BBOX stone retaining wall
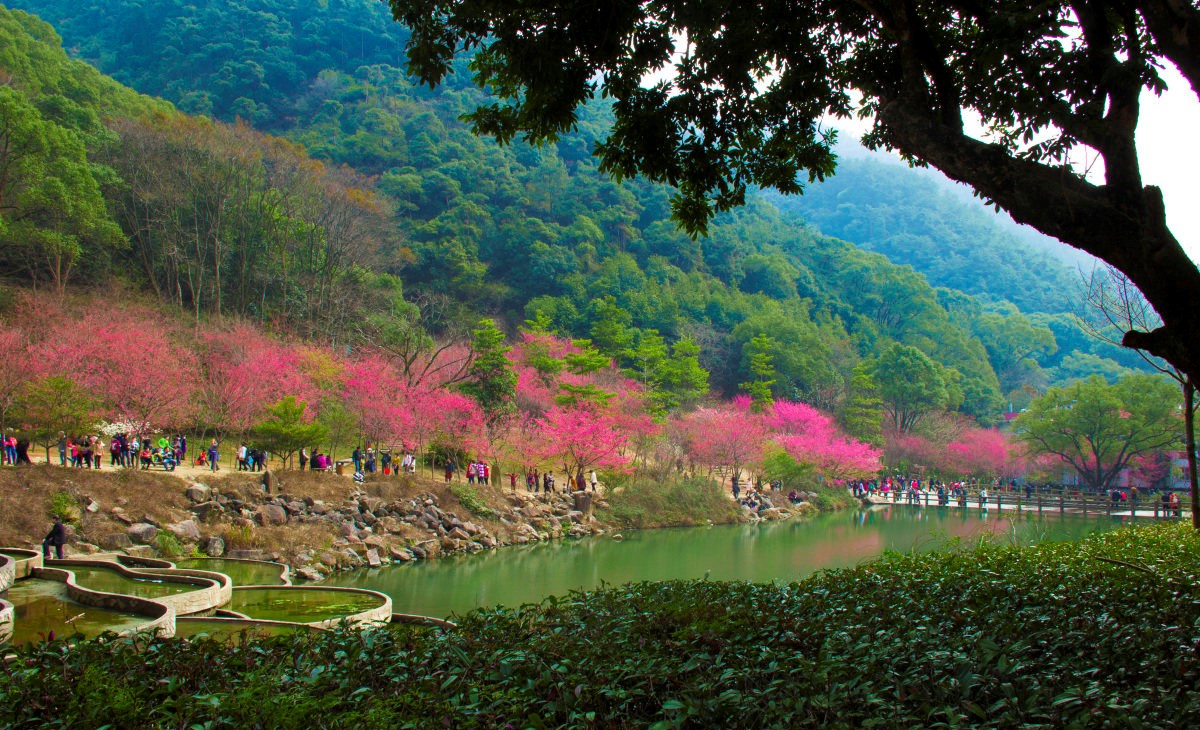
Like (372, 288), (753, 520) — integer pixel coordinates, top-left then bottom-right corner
(0, 599), (12, 643)
(0, 554), (13, 593)
(32, 566), (174, 638)
(43, 560), (227, 616)
(1, 549), (42, 579)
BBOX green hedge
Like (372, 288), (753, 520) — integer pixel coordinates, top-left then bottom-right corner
(3, 522), (1199, 728)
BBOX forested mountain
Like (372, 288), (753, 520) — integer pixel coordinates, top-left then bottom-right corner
(762, 154), (1081, 315)
(0, 0), (1150, 428)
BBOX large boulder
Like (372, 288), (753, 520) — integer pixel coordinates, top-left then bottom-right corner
(190, 501), (223, 522)
(127, 523), (159, 544)
(256, 504), (287, 526)
(167, 519), (202, 542)
(184, 484), (212, 503)
(99, 533), (133, 550)
(200, 535), (225, 557)
(295, 566), (324, 582)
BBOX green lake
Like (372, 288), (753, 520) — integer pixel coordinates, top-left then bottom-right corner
(325, 505), (1138, 618)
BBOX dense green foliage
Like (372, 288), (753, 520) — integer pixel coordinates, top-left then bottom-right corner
(764, 157), (1079, 315)
(1017, 374), (1182, 490)
(3, 522), (1199, 727)
(0, 0), (1149, 421)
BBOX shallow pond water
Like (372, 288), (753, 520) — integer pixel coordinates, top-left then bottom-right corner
(173, 558), (288, 586)
(227, 588), (386, 623)
(174, 618), (318, 640)
(66, 564), (206, 599)
(325, 505), (1138, 618)
(2, 579), (149, 645)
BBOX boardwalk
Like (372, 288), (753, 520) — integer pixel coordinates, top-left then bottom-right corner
(867, 489), (1191, 521)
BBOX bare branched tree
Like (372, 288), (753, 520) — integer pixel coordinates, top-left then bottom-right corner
(1078, 266), (1197, 528)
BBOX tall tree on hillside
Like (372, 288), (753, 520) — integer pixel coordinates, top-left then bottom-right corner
(739, 334), (776, 413)
(389, 0), (1200, 408)
(0, 87), (123, 293)
(866, 343), (954, 433)
(1016, 374), (1180, 491)
(460, 318), (517, 428)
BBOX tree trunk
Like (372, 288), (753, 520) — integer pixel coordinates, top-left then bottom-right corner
(1186, 380), (1198, 530)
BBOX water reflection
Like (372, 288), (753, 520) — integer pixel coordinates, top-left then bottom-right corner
(325, 507), (1130, 618)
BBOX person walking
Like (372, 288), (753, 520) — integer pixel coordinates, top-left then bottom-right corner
(43, 516), (67, 560)
(208, 440), (220, 472)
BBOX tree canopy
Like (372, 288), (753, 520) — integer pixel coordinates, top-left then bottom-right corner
(1016, 374), (1181, 490)
(387, 0), (1200, 386)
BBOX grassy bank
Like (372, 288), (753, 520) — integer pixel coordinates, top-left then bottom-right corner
(4, 521), (1198, 727)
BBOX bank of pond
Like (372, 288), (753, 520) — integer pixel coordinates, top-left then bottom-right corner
(2, 506), (1137, 644)
(2, 517), (1198, 728)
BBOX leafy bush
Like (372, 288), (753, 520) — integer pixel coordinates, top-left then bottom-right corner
(47, 490), (80, 523)
(154, 530), (183, 558)
(449, 484), (495, 518)
(605, 474), (741, 528)
(4, 522), (1200, 728)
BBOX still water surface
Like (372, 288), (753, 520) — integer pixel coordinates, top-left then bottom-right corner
(326, 505), (1137, 618)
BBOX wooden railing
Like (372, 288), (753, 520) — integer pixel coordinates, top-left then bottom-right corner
(877, 488), (1190, 518)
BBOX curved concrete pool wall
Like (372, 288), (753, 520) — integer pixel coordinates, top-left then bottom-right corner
(31, 566), (174, 638)
(171, 557), (292, 586)
(0, 598), (12, 643)
(116, 555), (175, 570)
(0, 553), (13, 593)
(1, 549), (42, 580)
(175, 616), (327, 639)
(130, 568), (233, 612)
(43, 560), (227, 616)
(228, 586), (393, 628)
(391, 613), (457, 630)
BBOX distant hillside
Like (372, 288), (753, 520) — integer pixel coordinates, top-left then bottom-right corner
(0, 0), (1150, 422)
(764, 152), (1080, 315)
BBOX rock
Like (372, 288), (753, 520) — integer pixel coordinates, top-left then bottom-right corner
(319, 551), (340, 568)
(342, 548), (364, 566)
(362, 535), (388, 551)
(256, 504), (288, 526)
(200, 536), (225, 557)
(567, 510), (585, 523)
(190, 501), (223, 522)
(296, 566), (325, 582)
(461, 521), (482, 536)
(84, 498), (100, 514)
(366, 548), (382, 567)
(184, 484), (212, 503)
(448, 526), (471, 541)
(123, 545), (155, 558)
(227, 549), (266, 560)
(99, 533), (133, 550)
(572, 491), (594, 517)
(338, 521), (358, 540)
(127, 523), (159, 544)
(478, 535), (498, 549)
(167, 519), (202, 542)
(72, 542), (101, 555)
(389, 546), (415, 561)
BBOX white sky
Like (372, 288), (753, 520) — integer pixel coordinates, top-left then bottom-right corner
(1138, 66), (1200, 263)
(830, 65), (1200, 264)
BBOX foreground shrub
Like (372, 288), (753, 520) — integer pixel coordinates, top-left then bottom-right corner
(2, 522), (1200, 727)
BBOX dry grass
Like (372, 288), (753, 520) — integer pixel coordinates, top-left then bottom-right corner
(0, 464), (192, 547)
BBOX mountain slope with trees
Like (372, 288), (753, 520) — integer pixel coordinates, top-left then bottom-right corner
(0, 0), (1146, 425)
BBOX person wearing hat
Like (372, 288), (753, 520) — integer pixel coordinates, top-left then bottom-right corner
(43, 515), (67, 559)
